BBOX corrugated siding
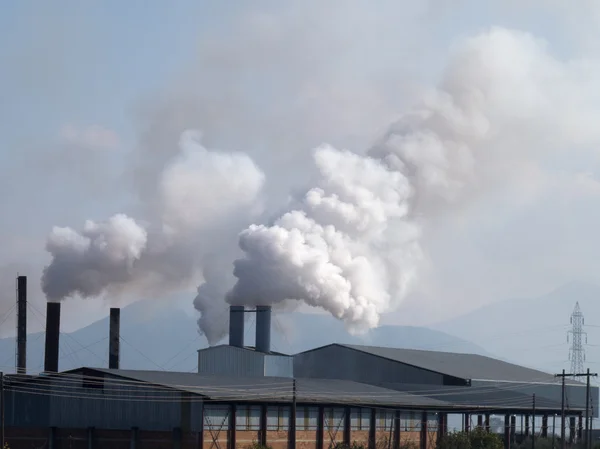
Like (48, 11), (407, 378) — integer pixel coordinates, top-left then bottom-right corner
(48, 375), (185, 430)
(204, 404), (231, 428)
(5, 387), (50, 427)
(6, 373), (205, 430)
(198, 346), (265, 377)
(294, 345), (446, 385)
(189, 400), (204, 432)
(264, 355), (293, 377)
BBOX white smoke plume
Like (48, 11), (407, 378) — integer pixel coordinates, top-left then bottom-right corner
(40, 19), (600, 343)
(42, 130), (265, 343)
(227, 145), (422, 332)
(226, 26), (593, 333)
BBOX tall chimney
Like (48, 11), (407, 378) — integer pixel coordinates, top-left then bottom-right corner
(229, 306), (245, 348)
(16, 275), (27, 375)
(44, 302), (61, 373)
(109, 308), (120, 369)
(255, 305), (271, 353)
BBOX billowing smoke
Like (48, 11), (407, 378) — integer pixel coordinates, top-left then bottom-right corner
(42, 214), (147, 302)
(41, 23), (600, 343)
(225, 27), (558, 333)
(42, 130), (265, 343)
(193, 256), (235, 344)
(227, 145), (423, 332)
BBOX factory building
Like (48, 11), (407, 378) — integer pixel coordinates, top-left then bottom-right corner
(2, 279), (597, 449)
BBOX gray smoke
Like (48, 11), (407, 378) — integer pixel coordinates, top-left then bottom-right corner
(193, 256), (235, 345)
(42, 214), (147, 302)
(42, 130), (265, 343)
(226, 26), (593, 334)
(40, 21), (600, 343)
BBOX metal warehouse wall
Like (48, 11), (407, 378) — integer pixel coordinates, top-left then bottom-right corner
(198, 346), (293, 377)
(264, 354), (293, 377)
(294, 345), (446, 385)
(198, 346), (265, 376)
(5, 386), (50, 427)
(6, 374), (203, 431)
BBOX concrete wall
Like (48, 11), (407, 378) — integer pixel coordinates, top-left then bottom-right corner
(294, 345), (446, 385)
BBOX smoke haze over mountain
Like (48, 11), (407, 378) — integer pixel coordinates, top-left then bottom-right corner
(4, 1), (600, 341)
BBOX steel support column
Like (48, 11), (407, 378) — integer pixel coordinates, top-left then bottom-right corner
(393, 411), (401, 449)
(504, 415), (511, 449)
(420, 412), (427, 449)
(541, 414), (548, 438)
(343, 407), (351, 446)
(369, 408), (376, 449)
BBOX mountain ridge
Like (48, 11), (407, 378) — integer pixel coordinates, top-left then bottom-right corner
(0, 299), (491, 374)
(431, 280), (600, 374)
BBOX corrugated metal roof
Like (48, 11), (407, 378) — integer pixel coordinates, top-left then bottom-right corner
(68, 368), (449, 408)
(379, 383), (563, 410)
(57, 367), (579, 412)
(336, 344), (566, 384)
(198, 344), (290, 357)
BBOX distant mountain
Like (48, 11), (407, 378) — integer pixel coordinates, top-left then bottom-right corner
(268, 311), (491, 356)
(431, 281), (600, 374)
(0, 300), (490, 374)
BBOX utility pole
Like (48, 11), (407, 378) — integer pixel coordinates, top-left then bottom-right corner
(552, 415), (556, 449)
(588, 404), (594, 449)
(556, 370), (566, 449)
(555, 370), (598, 449)
(532, 394), (536, 449)
(1, 371), (5, 449)
(586, 368), (591, 449)
(290, 378), (297, 449)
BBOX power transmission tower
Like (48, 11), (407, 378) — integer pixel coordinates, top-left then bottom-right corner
(567, 302), (587, 375)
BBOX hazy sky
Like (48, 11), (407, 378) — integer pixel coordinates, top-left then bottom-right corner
(3, 0), (600, 335)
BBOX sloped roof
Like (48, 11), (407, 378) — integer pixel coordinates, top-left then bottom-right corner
(198, 344), (291, 357)
(380, 382), (563, 410)
(65, 367), (448, 408)
(336, 344), (562, 384)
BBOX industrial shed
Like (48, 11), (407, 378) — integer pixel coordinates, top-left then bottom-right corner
(197, 345), (294, 378)
(4, 367), (447, 449)
(3, 293), (597, 449)
(293, 344), (596, 414)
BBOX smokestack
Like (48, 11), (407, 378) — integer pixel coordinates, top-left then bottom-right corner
(255, 305), (271, 353)
(16, 275), (27, 375)
(109, 308), (120, 369)
(44, 302), (61, 373)
(229, 306), (245, 348)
